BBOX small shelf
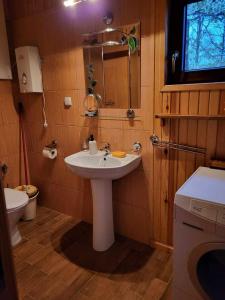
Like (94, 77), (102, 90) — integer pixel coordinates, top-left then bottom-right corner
(81, 114), (142, 121)
(155, 114), (225, 120)
(81, 28), (118, 37)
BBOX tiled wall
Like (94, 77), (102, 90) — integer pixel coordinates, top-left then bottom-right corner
(0, 81), (21, 187)
(8, 0), (155, 245)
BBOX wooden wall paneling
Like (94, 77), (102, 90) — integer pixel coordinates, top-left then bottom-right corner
(176, 92), (189, 189)
(219, 90), (225, 115)
(153, 0), (166, 242)
(216, 91), (225, 159)
(185, 91), (199, 179)
(152, 93), (163, 242)
(155, 0), (225, 245)
(167, 151), (174, 246)
(167, 92), (180, 245)
(142, 0), (155, 242)
(160, 92), (170, 243)
(206, 91), (220, 164)
(162, 93), (170, 115)
(169, 91), (180, 195)
(162, 82), (225, 92)
(216, 119), (225, 160)
(196, 91), (210, 168)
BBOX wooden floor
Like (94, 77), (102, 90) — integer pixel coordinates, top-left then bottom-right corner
(13, 206), (172, 300)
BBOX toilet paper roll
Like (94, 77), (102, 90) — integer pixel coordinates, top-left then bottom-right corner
(42, 148), (57, 160)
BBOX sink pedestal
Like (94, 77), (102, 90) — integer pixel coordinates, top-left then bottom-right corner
(65, 151), (141, 252)
(91, 179), (115, 251)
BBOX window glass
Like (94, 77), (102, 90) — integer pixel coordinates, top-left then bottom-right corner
(184, 0), (225, 72)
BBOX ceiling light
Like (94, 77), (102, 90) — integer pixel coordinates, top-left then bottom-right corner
(63, 0), (95, 7)
(105, 28), (114, 33)
(64, 0), (81, 7)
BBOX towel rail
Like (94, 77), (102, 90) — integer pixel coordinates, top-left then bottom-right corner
(150, 134), (206, 155)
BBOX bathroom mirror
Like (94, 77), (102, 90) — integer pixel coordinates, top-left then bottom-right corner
(82, 23), (141, 109)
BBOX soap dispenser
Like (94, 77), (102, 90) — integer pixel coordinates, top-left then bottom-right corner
(88, 134), (98, 155)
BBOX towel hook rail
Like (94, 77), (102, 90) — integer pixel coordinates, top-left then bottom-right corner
(150, 134), (206, 155)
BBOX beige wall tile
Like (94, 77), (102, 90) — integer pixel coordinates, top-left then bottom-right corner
(141, 37), (154, 88)
(3, 124), (20, 156)
(2, 154), (21, 188)
(142, 87), (154, 131)
(25, 122), (47, 154)
(97, 128), (124, 151)
(0, 95), (18, 125)
(22, 94), (43, 124)
(115, 202), (150, 244)
(41, 183), (83, 220)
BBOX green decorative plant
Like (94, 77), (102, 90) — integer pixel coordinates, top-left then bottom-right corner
(87, 64), (97, 94)
(120, 26), (139, 54)
(86, 64), (102, 103)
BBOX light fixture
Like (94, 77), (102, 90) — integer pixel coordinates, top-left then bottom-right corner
(63, 0), (95, 7)
(105, 28), (114, 33)
(103, 12), (113, 25)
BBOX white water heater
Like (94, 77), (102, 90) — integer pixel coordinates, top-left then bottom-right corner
(15, 46), (43, 93)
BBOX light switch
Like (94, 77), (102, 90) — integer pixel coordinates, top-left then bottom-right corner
(64, 96), (73, 107)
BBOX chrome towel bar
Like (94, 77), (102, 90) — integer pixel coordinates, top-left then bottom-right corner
(150, 134), (206, 155)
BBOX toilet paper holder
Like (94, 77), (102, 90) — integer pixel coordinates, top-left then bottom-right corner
(45, 140), (58, 150)
(43, 140), (58, 159)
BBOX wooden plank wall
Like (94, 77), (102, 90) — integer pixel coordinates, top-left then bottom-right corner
(154, 0), (225, 245)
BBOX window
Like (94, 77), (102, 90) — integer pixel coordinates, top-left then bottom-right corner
(167, 0), (225, 84)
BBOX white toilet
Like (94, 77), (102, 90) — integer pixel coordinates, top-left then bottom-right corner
(5, 188), (29, 246)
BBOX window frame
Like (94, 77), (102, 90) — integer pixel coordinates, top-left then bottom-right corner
(167, 0), (225, 85)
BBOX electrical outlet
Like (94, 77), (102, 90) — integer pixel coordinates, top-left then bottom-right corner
(64, 97), (73, 108)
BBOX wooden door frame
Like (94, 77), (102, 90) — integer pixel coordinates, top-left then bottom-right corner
(0, 168), (18, 300)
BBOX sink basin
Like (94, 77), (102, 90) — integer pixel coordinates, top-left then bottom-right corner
(65, 151), (141, 252)
(65, 151), (141, 180)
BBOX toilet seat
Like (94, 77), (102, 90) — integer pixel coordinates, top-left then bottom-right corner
(4, 188), (29, 212)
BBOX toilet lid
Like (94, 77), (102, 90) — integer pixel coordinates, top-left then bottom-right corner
(4, 188), (29, 211)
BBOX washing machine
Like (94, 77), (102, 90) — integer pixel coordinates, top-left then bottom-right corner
(173, 167), (225, 300)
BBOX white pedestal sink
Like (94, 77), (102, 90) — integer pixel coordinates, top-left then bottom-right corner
(65, 151), (141, 251)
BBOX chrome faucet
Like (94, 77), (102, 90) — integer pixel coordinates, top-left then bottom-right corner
(100, 143), (111, 152)
(104, 152), (110, 160)
(101, 143), (111, 159)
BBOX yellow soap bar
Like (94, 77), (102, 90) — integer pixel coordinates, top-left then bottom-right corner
(112, 151), (126, 158)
